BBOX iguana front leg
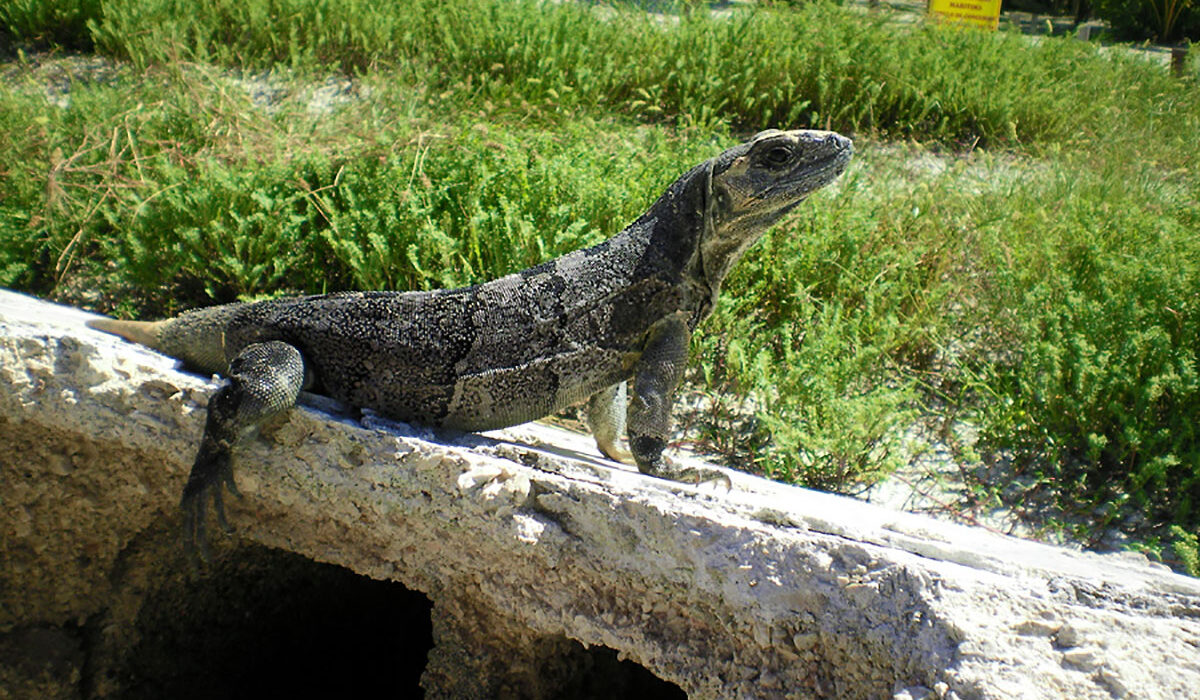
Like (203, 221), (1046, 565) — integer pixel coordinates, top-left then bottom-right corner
(628, 316), (729, 487)
(627, 315), (688, 474)
(182, 340), (307, 560)
(627, 316), (728, 487)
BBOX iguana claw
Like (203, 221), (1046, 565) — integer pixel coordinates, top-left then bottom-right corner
(656, 457), (734, 491)
(180, 440), (241, 563)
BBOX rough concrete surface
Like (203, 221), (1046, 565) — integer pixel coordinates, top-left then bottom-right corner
(3, 288), (1199, 699)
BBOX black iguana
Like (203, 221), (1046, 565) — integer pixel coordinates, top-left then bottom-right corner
(88, 129), (853, 556)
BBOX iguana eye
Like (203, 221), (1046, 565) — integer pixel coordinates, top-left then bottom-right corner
(763, 146), (792, 166)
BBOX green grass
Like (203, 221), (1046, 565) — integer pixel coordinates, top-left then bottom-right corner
(3, 0), (1200, 574)
(6, 0), (1198, 146)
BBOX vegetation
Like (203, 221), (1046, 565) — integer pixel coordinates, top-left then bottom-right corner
(0, 0), (100, 51)
(1092, 0), (1199, 43)
(2, 0), (1198, 574)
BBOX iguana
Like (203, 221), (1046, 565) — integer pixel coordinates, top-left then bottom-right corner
(88, 129), (853, 556)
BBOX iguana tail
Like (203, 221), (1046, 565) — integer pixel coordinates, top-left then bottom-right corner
(87, 304), (243, 376)
(86, 317), (165, 348)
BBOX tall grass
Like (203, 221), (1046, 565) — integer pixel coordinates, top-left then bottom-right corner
(3, 0), (1194, 150)
(0, 0), (100, 50)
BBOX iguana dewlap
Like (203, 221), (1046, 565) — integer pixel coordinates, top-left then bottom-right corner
(89, 129), (853, 556)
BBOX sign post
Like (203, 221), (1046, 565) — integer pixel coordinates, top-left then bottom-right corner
(927, 0), (1003, 30)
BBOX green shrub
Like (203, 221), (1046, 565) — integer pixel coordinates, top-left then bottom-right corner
(101, 160), (328, 303)
(0, 90), (50, 288)
(81, 0), (1138, 146)
(968, 159), (1200, 531)
(1173, 526), (1200, 576)
(1092, 0), (1200, 42)
(0, 63), (724, 309)
(0, 0), (101, 50)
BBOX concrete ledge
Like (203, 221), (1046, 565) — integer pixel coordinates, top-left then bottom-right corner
(3, 288), (1199, 699)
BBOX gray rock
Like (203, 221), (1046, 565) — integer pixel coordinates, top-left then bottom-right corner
(3, 288), (1199, 699)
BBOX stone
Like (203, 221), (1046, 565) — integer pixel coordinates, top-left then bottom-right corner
(3, 288), (1200, 699)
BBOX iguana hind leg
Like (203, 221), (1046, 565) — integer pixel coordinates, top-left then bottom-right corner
(182, 340), (307, 560)
(89, 303), (244, 376)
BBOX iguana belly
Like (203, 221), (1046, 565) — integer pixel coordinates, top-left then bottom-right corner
(318, 346), (636, 431)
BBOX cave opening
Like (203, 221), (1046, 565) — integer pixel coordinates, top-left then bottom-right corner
(115, 545), (433, 698)
(109, 545), (686, 698)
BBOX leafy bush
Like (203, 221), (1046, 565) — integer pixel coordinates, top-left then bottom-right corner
(0, 64), (721, 309)
(44, 0), (1139, 146)
(1092, 0), (1200, 42)
(0, 0), (101, 51)
(1173, 526), (1200, 576)
(5, 0), (1190, 147)
(966, 159), (1200, 532)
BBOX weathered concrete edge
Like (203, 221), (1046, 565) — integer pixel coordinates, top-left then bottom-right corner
(4, 289), (1200, 699)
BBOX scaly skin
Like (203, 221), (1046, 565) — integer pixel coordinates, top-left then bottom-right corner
(88, 129), (853, 557)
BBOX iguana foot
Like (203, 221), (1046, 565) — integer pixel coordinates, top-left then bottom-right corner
(598, 443), (634, 465)
(587, 382), (634, 465)
(631, 434), (732, 490)
(180, 439), (241, 563)
(652, 456), (733, 491)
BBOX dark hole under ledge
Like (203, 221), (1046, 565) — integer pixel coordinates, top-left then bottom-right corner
(104, 544), (685, 699)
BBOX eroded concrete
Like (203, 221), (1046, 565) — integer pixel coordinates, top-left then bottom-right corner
(3, 288), (1200, 699)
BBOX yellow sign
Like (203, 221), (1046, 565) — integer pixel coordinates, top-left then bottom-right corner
(927, 0), (1002, 30)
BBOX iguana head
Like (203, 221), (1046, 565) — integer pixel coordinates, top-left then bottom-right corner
(698, 129), (853, 296)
